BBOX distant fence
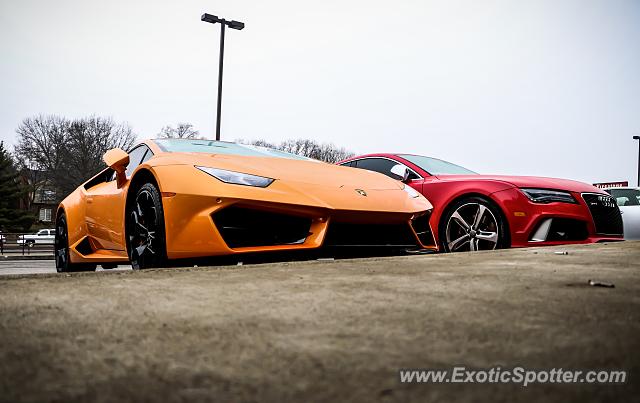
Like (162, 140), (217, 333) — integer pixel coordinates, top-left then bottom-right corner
(0, 233), (55, 256)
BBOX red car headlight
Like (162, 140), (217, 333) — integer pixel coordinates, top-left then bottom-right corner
(520, 188), (577, 204)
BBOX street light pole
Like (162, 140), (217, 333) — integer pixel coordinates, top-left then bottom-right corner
(216, 22), (225, 142)
(634, 135), (640, 187)
(201, 13), (245, 141)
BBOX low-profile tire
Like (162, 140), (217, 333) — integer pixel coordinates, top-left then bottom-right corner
(55, 211), (96, 273)
(439, 196), (509, 253)
(126, 182), (167, 269)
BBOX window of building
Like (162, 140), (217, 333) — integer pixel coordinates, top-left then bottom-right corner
(39, 208), (52, 222)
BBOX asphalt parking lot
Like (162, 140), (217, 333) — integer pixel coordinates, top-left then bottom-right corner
(0, 242), (638, 402)
(0, 259), (132, 276)
(0, 258), (57, 275)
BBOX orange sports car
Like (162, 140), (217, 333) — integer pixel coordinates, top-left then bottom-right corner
(55, 139), (435, 272)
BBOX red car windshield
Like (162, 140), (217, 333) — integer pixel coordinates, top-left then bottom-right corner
(399, 154), (477, 175)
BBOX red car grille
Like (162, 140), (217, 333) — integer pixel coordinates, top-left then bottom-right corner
(581, 193), (623, 236)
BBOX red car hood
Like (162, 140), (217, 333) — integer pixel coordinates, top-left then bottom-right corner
(435, 175), (603, 194)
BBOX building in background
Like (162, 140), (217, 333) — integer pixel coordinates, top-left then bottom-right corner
(19, 171), (59, 226)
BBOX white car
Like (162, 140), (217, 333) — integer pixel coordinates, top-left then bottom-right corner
(17, 229), (56, 246)
(604, 187), (640, 240)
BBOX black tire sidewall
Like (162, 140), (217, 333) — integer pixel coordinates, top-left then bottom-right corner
(439, 196), (508, 252)
(54, 212), (69, 273)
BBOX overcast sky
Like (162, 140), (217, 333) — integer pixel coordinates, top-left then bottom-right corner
(1, 0), (639, 184)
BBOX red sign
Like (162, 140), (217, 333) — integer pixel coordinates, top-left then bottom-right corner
(593, 181), (628, 189)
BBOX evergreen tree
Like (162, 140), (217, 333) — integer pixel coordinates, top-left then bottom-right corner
(0, 142), (34, 231)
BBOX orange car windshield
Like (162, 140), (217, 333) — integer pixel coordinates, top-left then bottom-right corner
(153, 139), (316, 161)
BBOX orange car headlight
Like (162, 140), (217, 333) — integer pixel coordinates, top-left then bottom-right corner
(195, 166), (275, 188)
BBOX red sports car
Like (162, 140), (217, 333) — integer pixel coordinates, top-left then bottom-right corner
(338, 154), (624, 252)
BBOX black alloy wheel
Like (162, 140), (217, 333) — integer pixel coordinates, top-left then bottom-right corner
(126, 183), (167, 269)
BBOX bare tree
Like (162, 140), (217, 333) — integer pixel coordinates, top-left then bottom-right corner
(238, 138), (355, 163)
(14, 115), (137, 199)
(314, 143), (355, 163)
(236, 139), (279, 149)
(62, 116), (137, 195)
(158, 123), (202, 139)
(15, 116), (69, 207)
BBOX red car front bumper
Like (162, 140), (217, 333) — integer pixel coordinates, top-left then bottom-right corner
(490, 188), (624, 247)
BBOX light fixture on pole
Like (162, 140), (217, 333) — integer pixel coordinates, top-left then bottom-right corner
(201, 13), (245, 141)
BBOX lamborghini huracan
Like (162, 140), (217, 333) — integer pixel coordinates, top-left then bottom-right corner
(339, 153), (624, 252)
(55, 140), (434, 272)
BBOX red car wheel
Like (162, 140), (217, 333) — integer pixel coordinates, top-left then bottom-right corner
(440, 196), (508, 252)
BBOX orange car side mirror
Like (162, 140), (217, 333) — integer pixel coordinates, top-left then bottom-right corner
(103, 148), (130, 187)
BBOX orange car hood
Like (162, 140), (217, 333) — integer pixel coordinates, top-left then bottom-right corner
(150, 153), (404, 191)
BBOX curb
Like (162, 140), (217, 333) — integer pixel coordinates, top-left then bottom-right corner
(1, 255), (54, 261)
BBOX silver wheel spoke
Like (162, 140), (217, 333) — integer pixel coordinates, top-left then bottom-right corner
(469, 238), (479, 251)
(473, 205), (487, 229)
(448, 234), (470, 251)
(476, 231), (498, 244)
(131, 211), (148, 233)
(135, 245), (147, 256)
(450, 211), (471, 231)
